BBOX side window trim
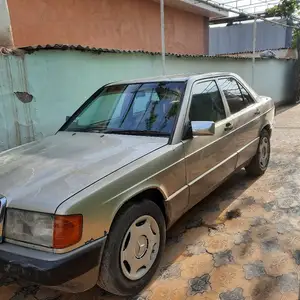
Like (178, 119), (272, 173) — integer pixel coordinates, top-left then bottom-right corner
(236, 81), (249, 104)
(236, 81), (256, 105)
(235, 78), (258, 103)
(227, 76), (257, 103)
(216, 76), (255, 116)
(188, 78), (230, 123)
(214, 77), (231, 118)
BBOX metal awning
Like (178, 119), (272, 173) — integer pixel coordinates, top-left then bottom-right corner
(210, 0), (281, 19)
(214, 0), (280, 14)
(151, 0), (229, 18)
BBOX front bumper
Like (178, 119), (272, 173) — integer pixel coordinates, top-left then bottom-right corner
(0, 236), (106, 290)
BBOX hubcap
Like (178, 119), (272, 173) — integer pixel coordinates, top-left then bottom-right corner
(259, 136), (270, 169)
(120, 215), (160, 281)
(135, 235), (148, 258)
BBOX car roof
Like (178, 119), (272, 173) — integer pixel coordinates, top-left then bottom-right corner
(107, 72), (238, 85)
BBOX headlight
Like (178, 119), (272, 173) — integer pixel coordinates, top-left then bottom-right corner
(5, 209), (54, 247)
(5, 209), (83, 249)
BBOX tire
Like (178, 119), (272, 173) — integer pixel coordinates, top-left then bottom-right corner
(98, 199), (166, 297)
(245, 129), (271, 177)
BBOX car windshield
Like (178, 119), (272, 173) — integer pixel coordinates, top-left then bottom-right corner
(63, 81), (186, 136)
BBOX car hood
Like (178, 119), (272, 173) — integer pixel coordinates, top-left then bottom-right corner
(0, 132), (168, 213)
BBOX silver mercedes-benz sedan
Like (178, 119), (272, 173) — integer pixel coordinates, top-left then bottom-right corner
(0, 72), (274, 296)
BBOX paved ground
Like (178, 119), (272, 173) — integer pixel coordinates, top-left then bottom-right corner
(2, 104), (300, 300)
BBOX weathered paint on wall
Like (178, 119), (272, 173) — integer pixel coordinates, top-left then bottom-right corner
(8, 0), (208, 55)
(0, 0), (13, 47)
(0, 50), (294, 151)
(0, 54), (35, 152)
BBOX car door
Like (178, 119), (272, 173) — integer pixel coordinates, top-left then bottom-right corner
(183, 79), (238, 209)
(217, 77), (262, 168)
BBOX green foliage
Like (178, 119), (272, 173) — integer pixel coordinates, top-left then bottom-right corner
(265, 0), (300, 48)
(292, 28), (300, 48)
(266, 0), (299, 18)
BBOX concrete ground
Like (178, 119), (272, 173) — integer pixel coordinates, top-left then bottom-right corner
(1, 104), (300, 300)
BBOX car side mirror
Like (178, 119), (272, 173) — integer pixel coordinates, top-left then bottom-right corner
(191, 121), (215, 136)
(66, 116), (70, 122)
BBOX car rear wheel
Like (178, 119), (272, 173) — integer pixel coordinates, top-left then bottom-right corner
(98, 199), (166, 296)
(245, 129), (270, 177)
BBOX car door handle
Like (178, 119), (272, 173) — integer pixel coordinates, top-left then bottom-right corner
(224, 122), (233, 131)
(254, 109), (260, 115)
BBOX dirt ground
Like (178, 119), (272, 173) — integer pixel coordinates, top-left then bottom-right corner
(1, 104), (300, 300)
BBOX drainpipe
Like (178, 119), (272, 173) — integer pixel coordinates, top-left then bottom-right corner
(160, 0), (166, 75)
(0, 0), (14, 47)
(252, 18), (257, 88)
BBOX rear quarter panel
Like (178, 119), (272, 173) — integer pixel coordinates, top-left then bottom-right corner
(236, 73), (275, 133)
(257, 96), (275, 133)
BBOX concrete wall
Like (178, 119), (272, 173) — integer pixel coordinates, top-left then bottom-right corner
(7, 0), (208, 55)
(0, 50), (294, 151)
(0, 54), (35, 151)
(0, 0), (13, 47)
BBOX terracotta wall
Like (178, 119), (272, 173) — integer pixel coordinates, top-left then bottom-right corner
(7, 0), (208, 55)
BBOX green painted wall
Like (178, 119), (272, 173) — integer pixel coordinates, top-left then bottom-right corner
(0, 50), (295, 151)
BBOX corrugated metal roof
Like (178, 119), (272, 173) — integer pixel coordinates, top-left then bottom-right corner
(209, 21), (292, 56)
(20, 44), (293, 60)
(218, 47), (292, 56)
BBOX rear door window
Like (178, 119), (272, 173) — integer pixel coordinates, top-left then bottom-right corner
(238, 83), (255, 106)
(218, 78), (251, 114)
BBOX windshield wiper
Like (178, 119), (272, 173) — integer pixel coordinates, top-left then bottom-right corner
(70, 126), (105, 133)
(70, 127), (169, 137)
(104, 129), (169, 137)
(75, 121), (109, 133)
(82, 127), (104, 133)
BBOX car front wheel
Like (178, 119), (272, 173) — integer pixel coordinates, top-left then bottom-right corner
(98, 199), (166, 296)
(245, 129), (271, 176)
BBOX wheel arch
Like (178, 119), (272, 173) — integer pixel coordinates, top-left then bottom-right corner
(111, 188), (169, 230)
(261, 123), (272, 137)
(98, 187), (168, 296)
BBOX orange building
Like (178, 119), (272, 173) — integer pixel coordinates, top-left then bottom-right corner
(1, 0), (227, 55)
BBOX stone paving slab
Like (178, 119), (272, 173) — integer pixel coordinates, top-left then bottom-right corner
(1, 104), (300, 300)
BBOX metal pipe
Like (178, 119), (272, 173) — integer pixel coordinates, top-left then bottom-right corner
(160, 0), (166, 75)
(252, 17), (257, 87)
(218, 0), (241, 5)
(239, 1), (278, 9)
